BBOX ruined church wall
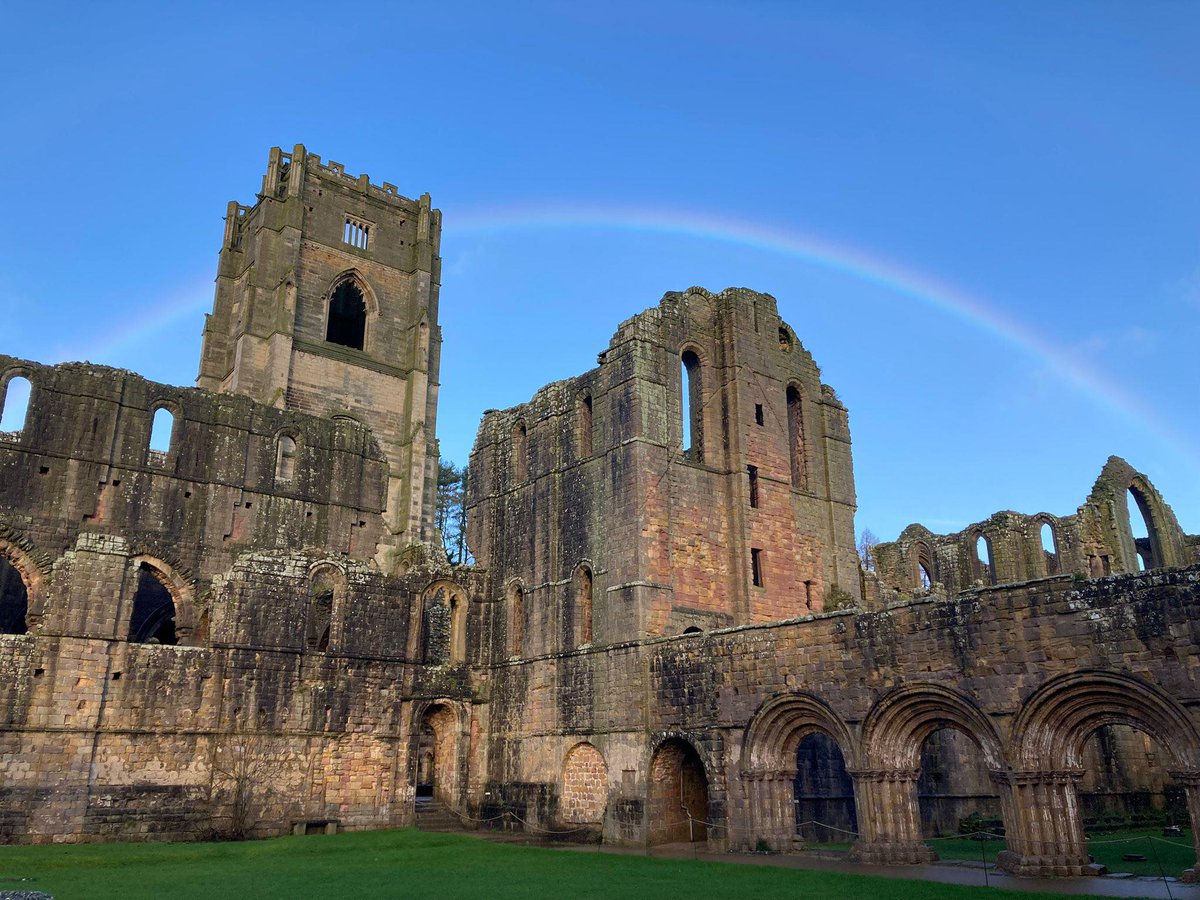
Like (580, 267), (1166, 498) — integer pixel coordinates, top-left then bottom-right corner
(477, 565), (1200, 847)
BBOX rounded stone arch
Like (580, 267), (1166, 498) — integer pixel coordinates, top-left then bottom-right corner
(860, 683), (1006, 771)
(1011, 669), (1200, 771)
(0, 533), (49, 632)
(420, 578), (468, 665)
(912, 540), (935, 590)
(129, 553), (198, 643)
(1126, 473), (1173, 569)
(560, 741), (609, 824)
(273, 427), (302, 483)
(741, 691), (859, 772)
(648, 734), (713, 845)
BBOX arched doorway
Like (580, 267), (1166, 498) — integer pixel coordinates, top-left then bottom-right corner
(648, 738), (709, 845)
(0, 554), (29, 635)
(414, 703), (460, 814)
(1007, 671), (1200, 877)
(794, 732), (857, 843)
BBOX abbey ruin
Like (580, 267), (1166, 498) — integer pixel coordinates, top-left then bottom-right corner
(1, 146), (1198, 880)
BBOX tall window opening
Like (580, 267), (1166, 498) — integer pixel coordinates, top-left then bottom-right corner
(511, 421), (528, 483)
(129, 563), (177, 644)
(148, 406), (175, 465)
(276, 434), (298, 483)
(786, 385), (805, 489)
(0, 376), (31, 436)
(0, 555), (29, 635)
(508, 583), (525, 656)
(754, 403), (764, 426)
(680, 350), (703, 461)
(1040, 521), (1059, 575)
(1127, 487), (1156, 570)
(747, 465), (759, 508)
(575, 565), (593, 647)
(307, 570), (335, 651)
(326, 281), (367, 350)
(975, 534), (995, 584)
(751, 548), (764, 587)
(578, 395), (593, 458)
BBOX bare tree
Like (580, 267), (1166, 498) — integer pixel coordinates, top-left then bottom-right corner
(857, 528), (880, 572)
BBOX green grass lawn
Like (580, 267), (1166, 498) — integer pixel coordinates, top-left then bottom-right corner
(0, 828), (1084, 900)
(806, 828), (1195, 879)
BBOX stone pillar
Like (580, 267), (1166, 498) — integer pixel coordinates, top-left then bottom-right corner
(1169, 771), (1200, 883)
(993, 770), (1095, 877)
(848, 768), (936, 864)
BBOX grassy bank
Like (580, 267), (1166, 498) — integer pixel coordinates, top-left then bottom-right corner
(0, 828), (1083, 899)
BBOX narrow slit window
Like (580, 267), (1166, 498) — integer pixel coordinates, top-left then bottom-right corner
(747, 465), (759, 508)
(786, 385), (805, 489)
(681, 350), (703, 461)
(512, 421), (528, 482)
(578, 395), (593, 458)
(0, 376), (31, 435)
(754, 403), (764, 426)
(751, 548), (764, 587)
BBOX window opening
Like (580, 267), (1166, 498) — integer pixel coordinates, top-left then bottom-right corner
(754, 403), (764, 426)
(0, 376), (31, 435)
(576, 565), (593, 647)
(1040, 522), (1059, 575)
(343, 216), (370, 249)
(976, 535), (995, 584)
(307, 570), (336, 652)
(148, 406), (174, 463)
(680, 350), (703, 461)
(748, 465), (759, 508)
(1127, 488), (1155, 570)
(919, 562), (932, 590)
(509, 584), (525, 656)
(326, 281), (367, 350)
(512, 421), (528, 482)
(751, 548), (764, 587)
(579, 395), (593, 458)
(129, 564), (176, 644)
(276, 434), (297, 483)
(786, 385), (805, 489)
(0, 556), (29, 635)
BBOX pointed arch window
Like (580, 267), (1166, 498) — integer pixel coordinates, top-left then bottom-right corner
(0, 554), (29, 635)
(578, 394), (594, 459)
(129, 563), (177, 644)
(975, 534), (995, 585)
(1040, 520), (1060, 575)
(326, 280), (367, 350)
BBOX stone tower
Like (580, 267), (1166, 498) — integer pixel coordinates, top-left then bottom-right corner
(197, 145), (441, 559)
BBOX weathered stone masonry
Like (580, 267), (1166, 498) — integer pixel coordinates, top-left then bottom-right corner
(2, 147), (1199, 881)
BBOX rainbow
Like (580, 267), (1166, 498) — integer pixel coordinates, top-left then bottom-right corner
(70, 204), (1196, 470)
(452, 203), (1197, 470)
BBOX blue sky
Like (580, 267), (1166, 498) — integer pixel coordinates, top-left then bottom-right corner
(1, 1), (1196, 540)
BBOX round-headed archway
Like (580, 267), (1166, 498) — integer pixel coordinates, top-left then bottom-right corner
(415, 703), (460, 809)
(648, 738), (709, 845)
